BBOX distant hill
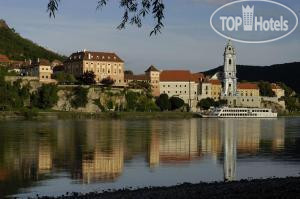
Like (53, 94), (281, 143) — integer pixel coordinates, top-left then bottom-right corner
(0, 19), (65, 62)
(202, 62), (300, 94)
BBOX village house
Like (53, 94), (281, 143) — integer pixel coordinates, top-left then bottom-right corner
(21, 59), (55, 83)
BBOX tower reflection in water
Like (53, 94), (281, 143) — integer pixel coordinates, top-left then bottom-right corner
(223, 119), (237, 181)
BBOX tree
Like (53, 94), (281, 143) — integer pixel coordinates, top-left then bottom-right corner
(124, 70), (134, 75)
(197, 98), (215, 110)
(128, 80), (152, 95)
(31, 84), (59, 109)
(214, 99), (227, 107)
(71, 86), (89, 108)
(258, 81), (276, 97)
(47, 0), (165, 35)
(169, 97), (184, 110)
(125, 91), (139, 111)
(80, 71), (96, 85)
(101, 77), (115, 86)
(155, 94), (170, 111)
(136, 95), (159, 112)
(53, 72), (77, 84)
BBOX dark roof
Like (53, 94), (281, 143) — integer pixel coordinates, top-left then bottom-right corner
(145, 65), (159, 72)
(66, 51), (124, 63)
(160, 70), (194, 82)
(124, 74), (150, 81)
(33, 59), (51, 66)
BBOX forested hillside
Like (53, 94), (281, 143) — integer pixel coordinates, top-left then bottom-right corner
(0, 19), (65, 62)
(203, 62), (300, 93)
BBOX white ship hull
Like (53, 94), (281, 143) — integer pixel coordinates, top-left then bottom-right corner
(199, 107), (277, 118)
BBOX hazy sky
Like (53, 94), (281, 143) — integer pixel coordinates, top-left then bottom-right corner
(1, 0), (299, 73)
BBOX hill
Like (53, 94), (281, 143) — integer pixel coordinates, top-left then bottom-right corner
(0, 19), (65, 62)
(202, 62), (300, 94)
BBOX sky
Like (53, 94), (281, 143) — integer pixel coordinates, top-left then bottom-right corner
(0, 0), (299, 73)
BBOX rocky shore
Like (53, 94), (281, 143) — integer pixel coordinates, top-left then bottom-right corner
(34, 177), (300, 199)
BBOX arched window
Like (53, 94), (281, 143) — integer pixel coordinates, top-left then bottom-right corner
(229, 59), (232, 65)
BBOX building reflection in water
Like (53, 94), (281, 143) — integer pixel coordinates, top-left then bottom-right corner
(148, 120), (199, 167)
(0, 118), (288, 197)
(80, 120), (124, 184)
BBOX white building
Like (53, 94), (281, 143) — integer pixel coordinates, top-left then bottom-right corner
(159, 70), (198, 109)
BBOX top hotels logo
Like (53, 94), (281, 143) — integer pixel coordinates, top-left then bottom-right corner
(210, 0), (298, 43)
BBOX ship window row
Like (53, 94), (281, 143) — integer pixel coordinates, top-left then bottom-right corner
(220, 113), (257, 117)
(223, 109), (247, 112)
(252, 110), (269, 112)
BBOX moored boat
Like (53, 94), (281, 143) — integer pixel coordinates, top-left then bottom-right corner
(199, 107), (277, 118)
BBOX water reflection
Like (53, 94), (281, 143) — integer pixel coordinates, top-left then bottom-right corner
(0, 118), (299, 197)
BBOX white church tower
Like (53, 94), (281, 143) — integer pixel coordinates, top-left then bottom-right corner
(222, 40), (238, 97)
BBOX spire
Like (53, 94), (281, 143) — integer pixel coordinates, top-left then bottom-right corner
(224, 39), (236, 55)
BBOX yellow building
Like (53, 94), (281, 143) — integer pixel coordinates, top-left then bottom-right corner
(271, 83), (285, 98)
(237, 83), (260, 97)
(209, 80), (222, 101)
(64, 50), (125, 86)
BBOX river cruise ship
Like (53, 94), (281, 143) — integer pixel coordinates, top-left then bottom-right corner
(201, 107), (277, 118)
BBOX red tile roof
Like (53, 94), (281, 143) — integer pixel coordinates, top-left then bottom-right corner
(67, 51), (124, 63)
(238, 83), (259, 89)
(0, 54), (10, 63)
(192, 72), (205, 83)
(209, 79), (221, 85)
(160, 70), (194, 82)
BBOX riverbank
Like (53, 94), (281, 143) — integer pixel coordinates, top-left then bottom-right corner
(0, 111), (199, 120)
(34, 177), (300, 199)
(278, 112), (300, 117)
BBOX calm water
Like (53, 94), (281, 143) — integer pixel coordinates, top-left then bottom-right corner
(0, 118), (300, 198)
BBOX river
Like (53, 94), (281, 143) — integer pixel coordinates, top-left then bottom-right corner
(0, 118), (299, 198)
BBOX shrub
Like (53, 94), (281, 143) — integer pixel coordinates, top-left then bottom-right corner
(31, 84), (58, 109)
(80, 71), (96, 85)
(169, 97), (184, 110)
(53, 72), (76, 84)
(101, 77), (115, 86)
(71, 86), (89, 108)
(125, 91), (139, 111)
(197, 98), (215, 110)
(155, 94), (170, 111)
(258, 81), (275, 97)
(93, 99), (106, 112)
